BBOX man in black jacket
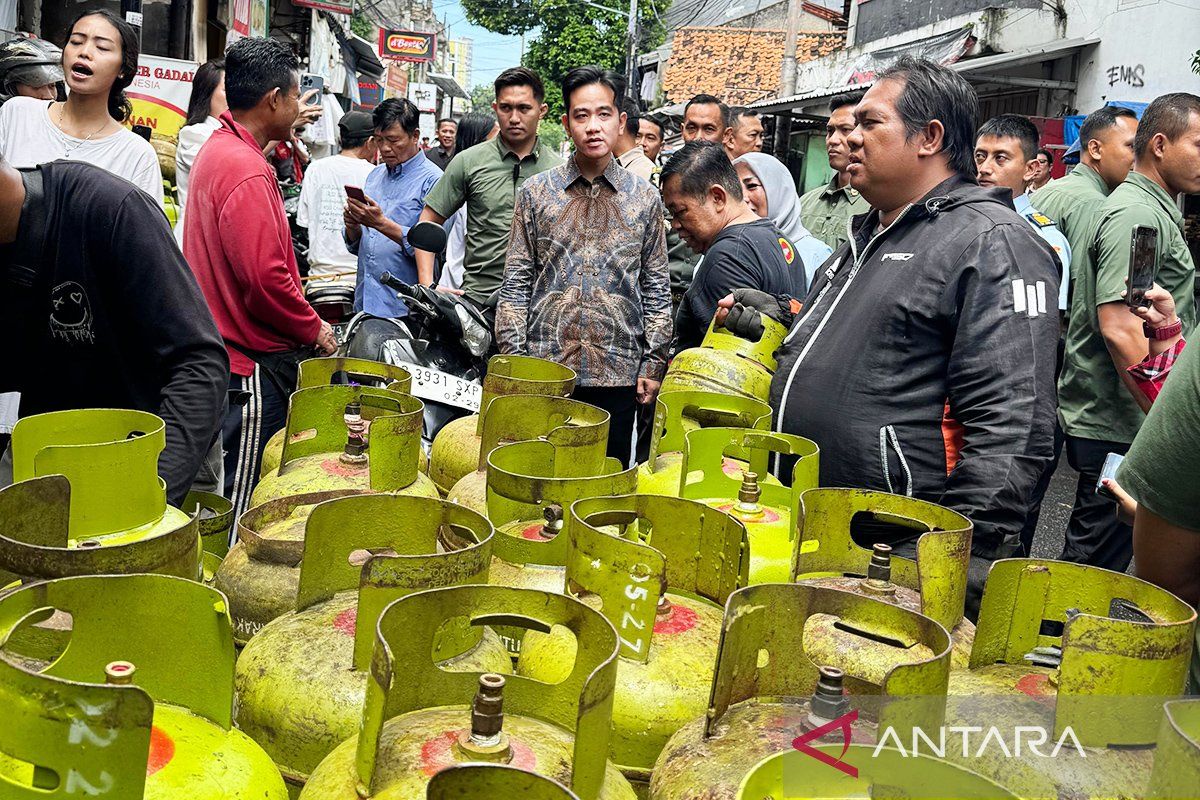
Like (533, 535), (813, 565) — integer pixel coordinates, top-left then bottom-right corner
(0, 155), (228, 505)
(719, 57), (1060, 615)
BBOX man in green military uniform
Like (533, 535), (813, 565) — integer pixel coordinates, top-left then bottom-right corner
(1058, 93), (1200, 572)
(417, 67), (561, 304)
(799, 92), (870, 251)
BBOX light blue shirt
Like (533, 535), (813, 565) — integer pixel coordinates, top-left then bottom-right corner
(352, 150), (442, 317)
(1014, 192), (1071, 311)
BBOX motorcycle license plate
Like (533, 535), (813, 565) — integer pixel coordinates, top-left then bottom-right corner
(393, 362), (482, 412)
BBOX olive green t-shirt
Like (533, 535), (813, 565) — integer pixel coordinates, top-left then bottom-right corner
(1057, 171), (1196, 443)
(424, 136), (562, 303)
(1117, 339), (1200, 691)
(799, 175), (871, 251)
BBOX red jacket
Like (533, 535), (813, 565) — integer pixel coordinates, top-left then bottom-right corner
(183, 112), (320, 376)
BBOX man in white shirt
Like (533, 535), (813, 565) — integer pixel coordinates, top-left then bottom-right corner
(296, 111), (376, 280)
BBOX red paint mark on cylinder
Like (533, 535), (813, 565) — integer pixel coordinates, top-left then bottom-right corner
(146, 726), (175, 776)
(321, 458), (367, 478)
(419, 729), (537, 777)
(519, 523), (551, 541)
(1015, 673), (1053, 698)
(333, 607), (357, 636)
(653, 603), (699, 635)
(721, 458), (746, 478)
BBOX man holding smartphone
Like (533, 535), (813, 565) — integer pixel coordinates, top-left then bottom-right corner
(1057, 92), (1200, 571)
(344, 98), (442, 316)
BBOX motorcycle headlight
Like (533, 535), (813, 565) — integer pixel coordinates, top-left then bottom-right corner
(455, 306), (491, 358)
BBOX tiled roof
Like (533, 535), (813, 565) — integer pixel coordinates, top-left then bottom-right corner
(662, 27), (846, 106)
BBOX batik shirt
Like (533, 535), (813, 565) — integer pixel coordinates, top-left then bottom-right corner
(496, 155), (672, 387)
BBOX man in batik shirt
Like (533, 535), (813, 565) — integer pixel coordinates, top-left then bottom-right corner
(496, 66), (671, 466)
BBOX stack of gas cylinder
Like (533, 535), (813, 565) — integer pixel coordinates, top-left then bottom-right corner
(2, 324), (1197, 800)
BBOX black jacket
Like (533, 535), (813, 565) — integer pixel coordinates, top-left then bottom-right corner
(770, 176), (1059, 562)
(2, 162), (228, 505)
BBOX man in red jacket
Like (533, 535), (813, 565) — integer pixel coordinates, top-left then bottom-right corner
(184, 37), (336, 516)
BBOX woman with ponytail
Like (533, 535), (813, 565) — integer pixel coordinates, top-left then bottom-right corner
(0, 9), (162, 202)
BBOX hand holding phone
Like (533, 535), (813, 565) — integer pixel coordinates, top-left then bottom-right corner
(1126, 225), (1158, 309)
(344, 185), (367, 204)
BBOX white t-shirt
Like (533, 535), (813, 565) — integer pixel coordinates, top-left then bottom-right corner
(296, 153), (374, 272)
(438, 207), (467, 291)
(0, 97), (164, 204)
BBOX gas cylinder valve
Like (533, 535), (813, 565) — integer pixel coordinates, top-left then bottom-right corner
(863, 543), (896, 594)
(104, 660), (136, 685)
(340, 401), (368, 464)
(736, 471), (762, 512)
(804, 666), (850, 731)
(540, 504), (564, 538)
(456, 673), (512, 761)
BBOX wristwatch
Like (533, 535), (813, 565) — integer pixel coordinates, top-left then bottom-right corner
(1144, 318), (1183, 340)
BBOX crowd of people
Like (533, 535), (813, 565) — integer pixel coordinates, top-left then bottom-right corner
(0, 14), (1199, 675)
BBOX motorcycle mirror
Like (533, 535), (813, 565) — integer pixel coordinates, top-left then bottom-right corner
(408, 220), (449, 253)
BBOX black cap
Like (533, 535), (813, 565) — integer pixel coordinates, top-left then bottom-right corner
(338, 110), (375, 140)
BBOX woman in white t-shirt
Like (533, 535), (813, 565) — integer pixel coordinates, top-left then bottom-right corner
(175, 59), (226, 214)
(0, 9), (162, 203)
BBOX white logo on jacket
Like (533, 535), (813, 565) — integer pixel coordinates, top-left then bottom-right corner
(881, 252), (914, 262)
(1011, 279), (1048, 318)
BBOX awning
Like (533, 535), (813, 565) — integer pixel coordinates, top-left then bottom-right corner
(752, 36), (1098, 114)
(428, 72), (469, 100)
(343, 34), (385, 80)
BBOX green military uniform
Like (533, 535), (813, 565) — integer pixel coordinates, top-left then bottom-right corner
(424, 135), (562, 304)
(799, 174), (871, 251)
(1117, 338), (1200, 691)
(1059, 171), (1196, 445)
(666, 229), (700, 318)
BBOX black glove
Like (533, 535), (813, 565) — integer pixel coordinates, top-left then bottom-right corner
(723, 288), (794, 342)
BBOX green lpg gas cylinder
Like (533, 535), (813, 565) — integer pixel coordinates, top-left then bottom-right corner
(635, 390), (774, 498)
(251, 385), (437, 505)
(0, 475), (199, 587)
(430, 355), (575, 496)
(299, 585), (636, 800)
(679, 427), (818, 584)
(235, 495), (511, 794)
(1149, 700), (1200, 799)
(9, 408), (198, 557)
(427, 764), (581, 800)
(260, 357), (413, 478)
(484, 438), (638, 657)
(659, 317), (787, 409)
(2, 410), (201, 584)
(183, 490), (234, 558)
(446, 394), (610, 514)
(793, 488), (976, 669)
(942, 559), (1196, 800)
(214, 489), (367, 645)
(649, 584), (952, 800)
(736, 746), (1017, 799)
(518, 494), (748, 787)
(0, 573), (287, 799)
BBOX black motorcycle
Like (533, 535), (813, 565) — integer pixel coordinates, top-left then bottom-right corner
(340, 222), (493, 449)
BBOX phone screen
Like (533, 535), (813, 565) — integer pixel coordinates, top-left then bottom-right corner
(344, 185), (367, 203)
(1127, 225), (1158, 308)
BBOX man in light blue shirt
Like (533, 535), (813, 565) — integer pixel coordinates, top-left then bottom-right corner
(974, 115), (1070, 310)
(344, 98), (442, 317)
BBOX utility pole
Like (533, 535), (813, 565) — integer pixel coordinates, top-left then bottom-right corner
(625, 0), (638, 99)
(775, 0), (803, 158)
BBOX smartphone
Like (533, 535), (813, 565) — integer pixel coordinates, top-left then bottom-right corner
(1095, 452), (1126, 498)
(344, 185), (367, 203)
(131, 124), (152, 141)
(1126, 225), (1158, 309)
(300, 73), (325, 96)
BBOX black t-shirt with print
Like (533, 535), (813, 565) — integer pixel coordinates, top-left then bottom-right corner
(1, 161), (228, 504)
(674, 218), (800, 350)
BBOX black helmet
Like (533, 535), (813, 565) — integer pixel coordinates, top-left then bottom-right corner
(0, 37), (64, 104)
